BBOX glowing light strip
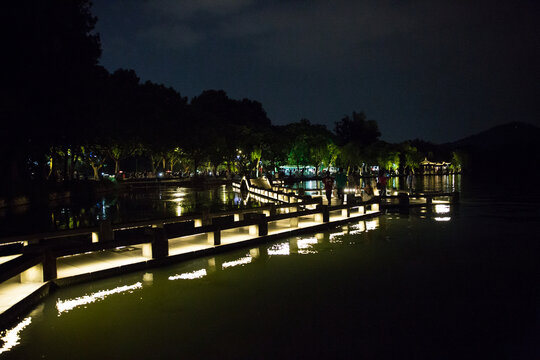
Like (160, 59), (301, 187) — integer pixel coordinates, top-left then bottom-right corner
(268, 242), (290, 255)
(56, 282), (142, 314)
(0, 317), (32, 354)
(297, 237), (318, 249)
(168, 269), (207, 280)
(434, 217), (451, 222)
(329, 232), (345, 241)
(297, 237), (318, 254)
(222, 256), (252, 269)
(366, 219), (378, 231)
(435, 204), (450, 214)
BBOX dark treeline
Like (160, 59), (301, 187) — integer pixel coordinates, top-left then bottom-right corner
(1, 1), (462, 198)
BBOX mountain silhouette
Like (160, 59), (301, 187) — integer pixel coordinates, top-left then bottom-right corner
(444, 122), (540, 175)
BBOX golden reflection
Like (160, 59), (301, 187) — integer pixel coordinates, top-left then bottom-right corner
(168, 269), (207, 280)
(143, 273), (154, 285)
(56, 282), (143, 314)
(267, 242), (290, 255)
(0, 317), (32, 355)
(434, 217), (451, 222)
(250, 248), (260, 258)
(297, 237), (318, 254)
(221, 185), (228, 203)
(435, 204), (450, 214)
(222, 255), (252, 269)
(329, 231), (345, 243)
(176, 204), (182, 217)
(172, 189), (187, 198)
(366, 218), (379, 231)
(349, 221), (366, 235)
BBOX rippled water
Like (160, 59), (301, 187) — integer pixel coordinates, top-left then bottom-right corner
(290, 174), (461, 193)
(1, 175), (538, 359)
(0, 185), (263, 237)
(0, 176), (459, 238)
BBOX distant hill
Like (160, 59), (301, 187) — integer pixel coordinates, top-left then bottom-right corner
(443, 122), (540, 175)
(445, 122), (540, 150)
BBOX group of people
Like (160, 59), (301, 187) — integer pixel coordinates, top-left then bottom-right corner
(321, 168), (412, 204)
(322, 168), (346, 204)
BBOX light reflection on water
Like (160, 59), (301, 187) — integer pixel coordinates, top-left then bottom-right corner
(289, 175), (461, 194)
(0, 317), (32, 355)
(1, 207), (455, 357)
(268, 242), (290, 256)
(55, 282), (143, 315)
(297, 237), (318, 254)
(0, 175), (460, 238)
(168, 269), (207, 280)
(222, 255), (252, 269)
(0, 185), (264, 237)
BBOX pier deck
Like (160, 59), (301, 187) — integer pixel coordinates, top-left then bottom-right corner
(0, 182), (457, 329)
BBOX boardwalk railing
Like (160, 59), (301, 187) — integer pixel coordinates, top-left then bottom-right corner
(0, 181), (457, 329)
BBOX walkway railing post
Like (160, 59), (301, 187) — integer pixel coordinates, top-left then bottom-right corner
(97, 219), (114, 242)
(43, 250), (57, 281)
(143, 224), (169, 259)
(151, 224), (169, 259)
(207, 228), (221, 245)
(258, 216), (268, 236)
(315, 204), (329, 223)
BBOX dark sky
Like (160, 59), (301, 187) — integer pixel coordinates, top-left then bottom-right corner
(92, 0), (539, 143)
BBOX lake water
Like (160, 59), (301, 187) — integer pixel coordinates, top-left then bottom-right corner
(0, 175), (459, 237)
(0, 185), (263, 237)
(1, 175), (539, 359)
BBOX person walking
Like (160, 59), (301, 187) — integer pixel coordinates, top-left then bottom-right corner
(406, 169), (415, 193)
(335, 168), (347, 203)
(363, 181), (374, 202)
(378, 169), (388, 197)
(322, 171), (334, 204)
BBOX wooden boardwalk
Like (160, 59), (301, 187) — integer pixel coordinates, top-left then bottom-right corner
(0, 181), (458, 329)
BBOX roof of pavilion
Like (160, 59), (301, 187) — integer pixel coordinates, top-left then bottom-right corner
(420, 158), (451, 166)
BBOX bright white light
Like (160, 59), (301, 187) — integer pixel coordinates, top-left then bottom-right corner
(434, 217), (451, 222)
(349, 222), (366, 235)
(56, 282), (142, 314)
(329, 232), (345, 243)
(172, 189), (187, 198)
(222, 256), (252, 269)
(435, 204), (450, 214)
(268, 242), (290, 255)
(0, 317), (32, 355)
(169, 269), (207, 280)
(297, 237), (318, 254)
(297, 237), (318, 249)
(366, 219), (379, 231)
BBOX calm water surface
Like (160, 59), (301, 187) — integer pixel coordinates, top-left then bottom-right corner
(1, 176), (538, 359)
(0, 185), (262, 237)
(0, 176), (458, 237)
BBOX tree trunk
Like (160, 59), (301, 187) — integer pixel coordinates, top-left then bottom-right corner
(47, 154), (54, 180)
(63, 146), (69, 181)
(91, 163), (102, 180)
(70, 149), (80, 180)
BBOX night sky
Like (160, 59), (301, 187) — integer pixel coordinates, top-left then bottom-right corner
(92, 0), (539, 143)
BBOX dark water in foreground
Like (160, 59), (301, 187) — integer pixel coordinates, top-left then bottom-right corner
(1, 176), (539, 359)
